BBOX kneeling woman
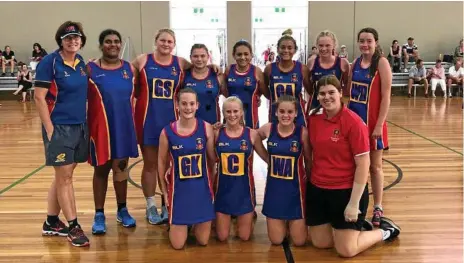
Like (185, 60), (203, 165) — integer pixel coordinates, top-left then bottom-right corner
(306, 75), (400, 258)
(214, 96), (268, 241)
(258, 95), (311, 246)
(158, 88), (217, 250)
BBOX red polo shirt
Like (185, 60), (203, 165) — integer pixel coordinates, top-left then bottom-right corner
(308, 106), (370, 189)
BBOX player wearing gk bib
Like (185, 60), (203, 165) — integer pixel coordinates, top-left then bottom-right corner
(158, 88), (217, 250)
(87, 30), (138, 235)
(264, 34), (310, 127)
(225, 40), (267, 129)
(307, 31), (350, 111)
(306, 75), (399, 258)
(258, 95), (311, 247)
(133, 29), (221, 225)
(34, 21), (90, 247)
(214, 96), (268, 241)
(348, 28), (392, 227)
(182, 44), (227, 125)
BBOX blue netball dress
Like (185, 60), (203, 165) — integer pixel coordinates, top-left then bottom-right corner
(165, 119), (215, 225)
(183, 68), (220, 125)
(87, 60), (139, 166)
(226, 64), (260, 129)
(262, 124), (306, 220)
(134, 55), (183, 146)
(308, 56), (343, 110)
(215, 127), (255, 216)
(268, 61), (306, 126)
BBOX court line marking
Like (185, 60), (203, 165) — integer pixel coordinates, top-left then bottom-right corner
(387, 121), (463, 156)
(0, 165), (45, 196)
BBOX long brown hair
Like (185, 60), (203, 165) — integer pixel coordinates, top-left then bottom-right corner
(357, 27), (380, 77)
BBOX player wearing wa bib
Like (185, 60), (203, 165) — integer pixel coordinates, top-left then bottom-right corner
(262, 123), (306, 220)
(165, 119), (215, 225)
(348, 57), (388, 150)
(268, 61), (306, 126)
(215, 127), (255, 216)
(134, 54), (183, 146)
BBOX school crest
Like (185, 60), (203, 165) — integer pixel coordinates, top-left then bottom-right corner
(240, 139), (248, 151)
(331, 129), (340, 142)
(171, 67), (178, 76)
(291, 73), (298, 83)
(206, 80), (213, 89)
(122, 69), (129, 79)
(244, 77), (252, 86)
(196, 138), (204, 150)
(290, 141), (299, 152)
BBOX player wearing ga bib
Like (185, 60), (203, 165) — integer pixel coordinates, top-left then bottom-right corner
(215, 126), (255, 216)
(262, 123), (306, 220)
(165, 118), (215, 225)
(348, 57), (388, 150)
(183, 68), (220, 125)
(87, 60), (139, 166)
(134, 54), (183, 146)
(308, 56), (343, 110)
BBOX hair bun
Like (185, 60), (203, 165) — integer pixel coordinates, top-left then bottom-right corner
(282, 29), (293, 36)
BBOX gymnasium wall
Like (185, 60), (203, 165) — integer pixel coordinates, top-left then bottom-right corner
(0, 1), (461, 63)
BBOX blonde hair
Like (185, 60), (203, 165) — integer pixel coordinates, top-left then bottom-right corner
(222, 96), (246, 126)
(315, 30), (339, 51)
(155, 28), (176, 43)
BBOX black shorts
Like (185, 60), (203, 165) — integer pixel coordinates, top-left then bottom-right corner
(305, 182), (369, 231)
(42, 123), (89, 166)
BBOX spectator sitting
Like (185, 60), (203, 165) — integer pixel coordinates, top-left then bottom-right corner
(12, 63), (33, 103)
(427, 59), (447, 98)
(388, 40), (402, 73)
(454, 39), (463, 62)
(407, 59), (428, 98)
(447, 58), (464, 98)
(338, 45), (348, 59)
(2, 45), (16, 77)
(30, 43), (47, 71)
(402, 37), (419, 72)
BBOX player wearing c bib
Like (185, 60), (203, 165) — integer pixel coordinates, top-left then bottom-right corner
(158, 88), (217, 250)
(258, 95), (311, 247)
(348, 28), (392, 227)
(214, 96), (268, 241)
(264, 34), (310, 127)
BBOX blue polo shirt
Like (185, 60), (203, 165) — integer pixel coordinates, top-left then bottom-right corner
(35, 50), (88, 125)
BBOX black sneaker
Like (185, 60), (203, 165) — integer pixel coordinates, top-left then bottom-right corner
(42, 220), (69, 237)
(380, 217), (401, 241)
(372, 207), (384, 227)
(67, 226), (90, 247)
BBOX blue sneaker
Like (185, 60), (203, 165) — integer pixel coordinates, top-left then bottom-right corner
(92, 212), (106, 235)
(117, 207), (136, 228)
(146, 206), (163, 225)
(160, 206), (169, 223)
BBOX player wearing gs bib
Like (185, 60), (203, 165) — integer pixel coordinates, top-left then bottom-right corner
(87, 29), (138, 235)
(348, 28), (392, 227)
(264, 34), (310, 127)
(258, 95), (311, 247)
(158, 88), (217, 250)
(214, 96), (268, 241)
(225, 40), (267, 129)
(307, 31), (350, 111)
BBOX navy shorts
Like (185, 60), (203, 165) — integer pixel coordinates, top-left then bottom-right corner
(42, 123), (89, 166)
(305, 182), (369, 231)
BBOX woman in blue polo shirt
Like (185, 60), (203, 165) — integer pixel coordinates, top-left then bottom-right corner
(34, 21), (90, 247)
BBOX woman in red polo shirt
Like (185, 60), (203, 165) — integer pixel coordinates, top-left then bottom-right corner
(306, 75), (400, 258)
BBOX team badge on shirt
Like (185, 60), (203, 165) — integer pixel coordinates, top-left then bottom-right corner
(331, 129), (340, 142)
(244, 77), (252, 86)
(122, 70), (129, 79)
(290, 141), (299, 152)
(291, 73), (298, 83)
(240, 139), (248, 151)
(171, 67), (178, 76)
(206, 80), (213, 89)
(80, 67), (87, 76)
(196, 138), (204, 150)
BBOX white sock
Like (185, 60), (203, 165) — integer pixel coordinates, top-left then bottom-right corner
(380, 229), (392, 241)
(374, 205), (383, 210)
(146, 196), (156, 209)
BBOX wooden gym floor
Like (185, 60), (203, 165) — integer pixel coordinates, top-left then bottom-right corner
(0, 96), (462, 263)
